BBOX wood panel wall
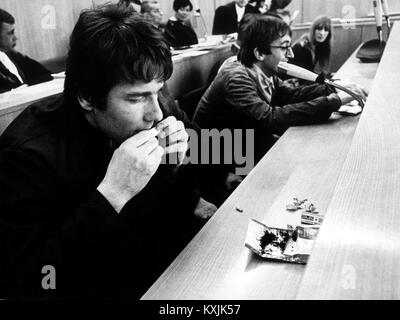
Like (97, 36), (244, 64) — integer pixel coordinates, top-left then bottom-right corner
(1, 0), (398, 67)
(0, 0), (112, 61)
(296, 0), (400, 24)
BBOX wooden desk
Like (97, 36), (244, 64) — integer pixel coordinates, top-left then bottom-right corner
(296, 24), (400, 300)
(0, 79), (64, 135)
(169, 42), (233, 98)
(141, 39), (381, 299)
(0, 42), (233, 135)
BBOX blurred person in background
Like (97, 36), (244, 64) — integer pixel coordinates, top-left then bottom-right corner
(0, 8), (52, 93)
(212, 0), (258, 35)
(164, 0), (198, 48)
(119, 0), (142, 12)
(141, 0), (164, 30)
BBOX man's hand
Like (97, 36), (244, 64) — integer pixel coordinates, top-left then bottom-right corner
(333, 80), (369, 104)
(225, 172), (243, 191)
(156, 116), (189, 165)
(194, 197), (218, 220)
(97, 129), (164, 213)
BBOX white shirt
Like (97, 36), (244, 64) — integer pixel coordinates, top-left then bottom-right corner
(0, 51), (24, 84)
(235, 4), (245, 23)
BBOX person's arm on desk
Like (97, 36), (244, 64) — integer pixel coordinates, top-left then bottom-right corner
(223, 71), (340, 135)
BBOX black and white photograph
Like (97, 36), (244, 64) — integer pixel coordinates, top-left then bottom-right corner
(1, 0), (400, 310)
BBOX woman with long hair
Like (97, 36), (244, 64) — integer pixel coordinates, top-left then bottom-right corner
(289, 15), (332, 75)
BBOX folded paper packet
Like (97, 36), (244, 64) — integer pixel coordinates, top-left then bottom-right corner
(244, 219), (320, 264)
(338, 100), (362, 115)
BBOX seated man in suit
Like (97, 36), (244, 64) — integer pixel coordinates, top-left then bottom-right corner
(194, 15), (367, 169)
(212, 0), (259, 35)
(0, 4), (213, 299)
(118, 0), (142, 12)
(0, 8), (52, 94)
(141, 0), (164, 30)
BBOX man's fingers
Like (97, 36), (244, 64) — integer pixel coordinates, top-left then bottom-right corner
(155, 116), (176, 137)
(149, 145), (165, 159)
(138, 137), (161, 155)
(162, 120), (184, 137)
(164, 142), (188, 155)
(155, 117), (187, 141)
(165, 129), (188, 146)
(126, 128), (160, 148)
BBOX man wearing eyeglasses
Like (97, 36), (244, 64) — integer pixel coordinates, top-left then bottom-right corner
(194, 15), (366, 167)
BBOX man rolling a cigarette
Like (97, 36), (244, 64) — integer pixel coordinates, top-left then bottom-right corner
(0, 4), (211, 298)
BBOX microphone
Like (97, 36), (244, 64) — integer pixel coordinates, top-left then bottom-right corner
(278, 62), (365, 109)
(373, 0), (383, 47)
(192, 0), (208, 39)
(381, 0), (391, 31)
(356, 0), (386, 62)
(277, 62), (318, 82)
(192, 0), (200, 17)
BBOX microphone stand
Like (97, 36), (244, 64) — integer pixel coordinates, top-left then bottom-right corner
(278, 62), (365, 109)
(381, 0), (392, 35)
(195, 9), (208, 40)
(324, 80), (365, 109)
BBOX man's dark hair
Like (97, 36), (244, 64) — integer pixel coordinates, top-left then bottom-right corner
(237, 13), (259, 45)
(238, 15), (291, 67)
(173, 0), (193, 12)
(270, 0), (292, 11)
(0, 8), (15, 32)
(64, 4), (172, 110)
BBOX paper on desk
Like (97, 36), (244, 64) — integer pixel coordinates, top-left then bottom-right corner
(244, 219), (319, 264)
(338, 100), (362, 115)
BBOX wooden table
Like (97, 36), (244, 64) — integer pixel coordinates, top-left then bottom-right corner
(0, 78), (64, 135)
(0, 42), (233, 135)
(141, 30), (385, 299)
(296, 24), (400, 300)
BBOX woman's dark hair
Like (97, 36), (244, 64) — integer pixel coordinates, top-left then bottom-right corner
(173, 0), (193, 12)
(309, 15), (332, 69)
(238, 15), (291, 67)
(64, 4), (172, 110)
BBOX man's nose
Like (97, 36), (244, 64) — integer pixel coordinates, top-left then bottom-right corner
(145, 95), (163, 123)
(286, 47), (294, 59)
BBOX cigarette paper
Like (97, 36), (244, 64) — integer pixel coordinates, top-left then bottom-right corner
(148, 127), (160, 137)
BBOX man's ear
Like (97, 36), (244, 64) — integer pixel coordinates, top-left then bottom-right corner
(254, 48), (265, 61)
(77, 95), (93, 112)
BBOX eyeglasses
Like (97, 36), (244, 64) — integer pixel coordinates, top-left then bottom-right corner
(270, 45), (293, 55)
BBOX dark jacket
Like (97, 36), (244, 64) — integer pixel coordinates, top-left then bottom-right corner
(212, 2), (259, 35)
(289, 37), (316, 72)
(164, 19), (199, 48)
(193, 61), (341, 164)
(0, 50), (52, 94)
(0, 92), (202, 299)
